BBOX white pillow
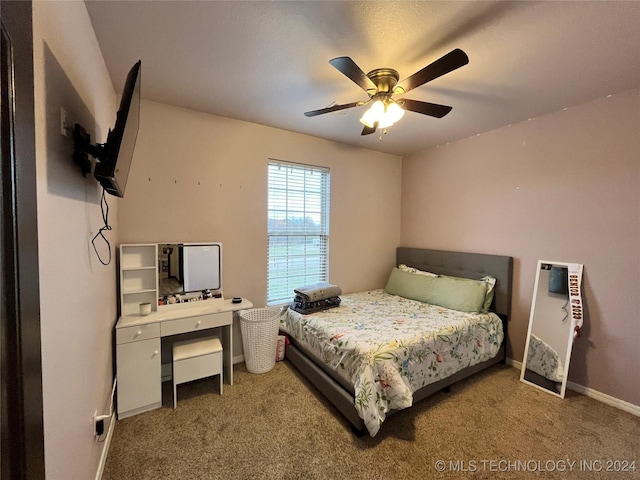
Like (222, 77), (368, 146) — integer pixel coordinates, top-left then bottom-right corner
(480, 275), (497, 312)
(398, 264), (438, 277)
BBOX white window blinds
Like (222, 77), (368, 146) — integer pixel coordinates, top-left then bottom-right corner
(267, 160), (330, 305)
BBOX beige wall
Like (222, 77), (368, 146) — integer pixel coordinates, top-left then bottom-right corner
(119, 100), (402, 356)
(32, 2), (119, 479)
(401, 89), (640, 406)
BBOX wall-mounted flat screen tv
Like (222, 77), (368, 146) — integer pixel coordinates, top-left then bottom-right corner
(73, 60), (141, 197)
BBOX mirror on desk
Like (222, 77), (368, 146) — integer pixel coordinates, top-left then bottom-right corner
(521, 261), (583, 398)
(158, 243), (222, 299)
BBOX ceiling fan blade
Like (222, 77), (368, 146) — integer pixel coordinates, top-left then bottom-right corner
(401, 99), (453, 118)
(395, 49), (469, 94)
(329, 57), (377, 93)
(361, 122), (378, 136)
(304, 102), (360, 117)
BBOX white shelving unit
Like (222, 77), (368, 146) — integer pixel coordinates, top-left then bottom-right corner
(119, 244), (158, 317)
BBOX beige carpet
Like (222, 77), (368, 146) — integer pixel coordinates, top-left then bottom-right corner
(103, 361), (639, 480)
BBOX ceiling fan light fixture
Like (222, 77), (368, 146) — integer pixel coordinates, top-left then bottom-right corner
(359, 99), (383, 128)
(370, 99), (385, 114)
(359, 113), (376, 129)
(359, 98), (404, 129)
(386, 101), (405, 123)
(377, 116), (395, 129)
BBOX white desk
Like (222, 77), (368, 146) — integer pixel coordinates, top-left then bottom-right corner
(115, 298), (253, 418)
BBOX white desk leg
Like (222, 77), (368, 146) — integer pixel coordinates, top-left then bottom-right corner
(222, 323), (233, 385)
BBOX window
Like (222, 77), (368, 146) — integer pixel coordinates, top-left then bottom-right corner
(267, 160), (330, 305)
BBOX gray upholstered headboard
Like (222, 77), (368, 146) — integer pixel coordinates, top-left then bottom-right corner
(396, 247), (513, 319)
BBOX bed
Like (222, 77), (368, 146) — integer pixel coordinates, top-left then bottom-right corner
(281, 247), (513, 436)
(522, 335), (564, 394)
(524, 334), (564, 383)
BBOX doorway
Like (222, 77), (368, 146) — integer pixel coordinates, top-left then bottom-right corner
(1, 2), (45, 478)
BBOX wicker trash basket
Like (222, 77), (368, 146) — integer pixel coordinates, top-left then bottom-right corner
(239, 307), (282, 374)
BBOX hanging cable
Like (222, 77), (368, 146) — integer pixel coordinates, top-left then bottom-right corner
(91, 188), (112, 265)
(561, 298), (569, 324)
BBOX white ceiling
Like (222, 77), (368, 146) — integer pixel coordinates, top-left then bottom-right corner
(85, 1), (640, 157)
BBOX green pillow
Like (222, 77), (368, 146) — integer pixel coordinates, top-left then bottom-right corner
(384, 268), (488, 313)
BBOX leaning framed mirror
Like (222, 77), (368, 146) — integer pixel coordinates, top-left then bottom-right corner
(521, 261), (584, 397)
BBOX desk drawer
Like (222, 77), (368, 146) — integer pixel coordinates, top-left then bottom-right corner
(116, 323), (161, 344)
(161, 311), (232, 337)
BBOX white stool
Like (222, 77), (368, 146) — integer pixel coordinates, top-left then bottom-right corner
(172, 336), (223, 408)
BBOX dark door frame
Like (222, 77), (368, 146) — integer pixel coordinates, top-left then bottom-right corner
(1, 1), (46, 479)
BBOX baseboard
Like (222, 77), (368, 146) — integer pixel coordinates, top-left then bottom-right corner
(506, 357), (522, 370)
(233, 354), (244, 364)
(95, 411), (116, 480)
(506, 358), (640, 417)
(566, 381), (640, 416)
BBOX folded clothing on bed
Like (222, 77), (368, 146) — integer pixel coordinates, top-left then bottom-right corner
(291, 295), (341, 314)
(293, 282), (342, 302)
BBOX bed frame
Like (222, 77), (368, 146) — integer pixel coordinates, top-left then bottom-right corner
(284, 247), (513, 435)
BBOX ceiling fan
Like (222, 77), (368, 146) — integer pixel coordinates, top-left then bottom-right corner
(304, 49), (469, 135)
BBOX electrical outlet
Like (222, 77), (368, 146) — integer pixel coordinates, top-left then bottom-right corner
(94, 411), (110, 437)
(95, 418), (105, 436)
(93, 410), (105, 437)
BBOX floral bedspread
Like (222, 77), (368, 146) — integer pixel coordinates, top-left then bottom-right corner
(280, 289), (504, 437)
(526, 334), (564, 382)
